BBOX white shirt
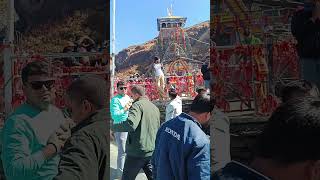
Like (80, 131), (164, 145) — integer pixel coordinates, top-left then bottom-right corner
(165, 96), (182, 121)
(154, 63), (164, 76)
(17, 105), (66, 145)
(118, 94), (132, 108)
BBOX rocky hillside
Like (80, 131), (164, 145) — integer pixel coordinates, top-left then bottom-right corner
(16, 10), (106, 54)
(115, 21), (210, 75)
(0, 0), (107, 50)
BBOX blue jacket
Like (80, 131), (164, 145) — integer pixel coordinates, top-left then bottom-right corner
(152, 113), (210, 180)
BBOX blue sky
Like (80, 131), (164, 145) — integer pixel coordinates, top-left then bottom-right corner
(110, 0), (210, 53)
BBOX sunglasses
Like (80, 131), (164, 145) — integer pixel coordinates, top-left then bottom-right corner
(29, 80), (55, 90)
(119, 87), (127, 90)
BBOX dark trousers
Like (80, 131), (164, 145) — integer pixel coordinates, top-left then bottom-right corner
(300, 58), (320, 89)
(122, 156), (153, 180)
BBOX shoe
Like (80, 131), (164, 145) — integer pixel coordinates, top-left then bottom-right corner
(116, 169), (123, 179)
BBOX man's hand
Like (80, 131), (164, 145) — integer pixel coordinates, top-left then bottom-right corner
(47, 123), (72, 153)
(43, 127), (71, 159)
(61, 118), (76, 130)
(124, 101), (132, 111)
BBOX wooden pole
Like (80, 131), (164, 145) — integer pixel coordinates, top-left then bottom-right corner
(4, 0), (14, 116)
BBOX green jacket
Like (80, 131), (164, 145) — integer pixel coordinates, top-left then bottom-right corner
(1, 103), (65, 180)
(54, 110), (109, 180)
(112, 96), (160, 157)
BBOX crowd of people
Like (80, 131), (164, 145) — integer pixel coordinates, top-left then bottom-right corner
(3, 59), (319, 180)
(104, 1), (319, 179)
(111, 79), (212, 179)
(0, 61), (108, 180)
(60, 35), (107, 67)
(2, 1), (320, 179)
(109, 54), (213, 180)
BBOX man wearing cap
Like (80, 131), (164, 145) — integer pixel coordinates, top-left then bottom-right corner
(1, 61), (71, 180)
(165, 88), (182, 122)
(110, 80), (132, 178)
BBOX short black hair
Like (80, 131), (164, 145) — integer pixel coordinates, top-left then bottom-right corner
(131, 85), (145, 96)
(196, 87), (207, 94)
(280, 80), (319, 103)
(190, 94), (214, 113)
(254, 97), (320, 163)
(117, 80), (126, 88)
(154, 57), (160, 63)
(21, 61), (51, 84)
(66, 75), (107, 109)
(168, 88), (177, 99)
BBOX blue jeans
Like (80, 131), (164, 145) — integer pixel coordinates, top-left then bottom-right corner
(300, 58), (320, 88)
(115, 132), (128, 172)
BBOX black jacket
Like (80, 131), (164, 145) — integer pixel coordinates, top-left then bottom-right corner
(54, 110), (109, 180)
(201, 64), (211, 80)
(291, 9), (320, 58)
(212, 161), (270, 180)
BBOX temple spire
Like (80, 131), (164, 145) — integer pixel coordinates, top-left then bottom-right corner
(167, 4), (173, 17)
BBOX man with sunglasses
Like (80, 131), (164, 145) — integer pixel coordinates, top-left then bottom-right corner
(112, 85), (160, 180)
(2, 61), (72, 180)
(110, 80), (132, 178)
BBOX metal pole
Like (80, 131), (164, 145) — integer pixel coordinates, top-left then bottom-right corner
(111, 0), (116, 97)
(4, 0), (14, 116)
(11, 52), (104, 59)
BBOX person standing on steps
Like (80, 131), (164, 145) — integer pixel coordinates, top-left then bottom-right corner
(153, 57), (166, 100)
